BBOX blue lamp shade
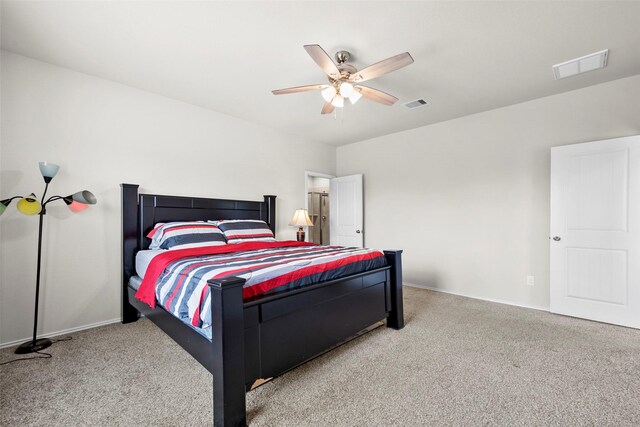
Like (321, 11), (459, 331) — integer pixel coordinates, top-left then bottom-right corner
(17, 194), (42, 216)
(39, 162), (60, 183)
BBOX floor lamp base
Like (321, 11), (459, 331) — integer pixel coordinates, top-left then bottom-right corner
(15, 338), (52, 354)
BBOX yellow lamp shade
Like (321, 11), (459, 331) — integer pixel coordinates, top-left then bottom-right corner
(17, 194), (42, 215)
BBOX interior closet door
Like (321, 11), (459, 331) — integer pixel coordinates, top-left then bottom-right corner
(330, 174), (363, 247)
(550, 135), (640, 328)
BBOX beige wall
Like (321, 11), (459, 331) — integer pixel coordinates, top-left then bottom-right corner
(337, 74), (640, 310)
(0, 51), (335, 346)
(2, 49), (639, 347)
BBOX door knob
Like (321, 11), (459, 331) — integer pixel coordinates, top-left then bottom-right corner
(356, 230), (361, 234)
(552, 236), (561, 241)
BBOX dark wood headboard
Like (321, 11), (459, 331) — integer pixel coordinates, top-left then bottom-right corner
(121, 183), (276, 290)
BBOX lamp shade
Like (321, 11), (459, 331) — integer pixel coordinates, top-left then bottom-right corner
(349, 90), (363, 104)
(289, 209), (314, 227)
(17, 194), (42, 215)
(71, 190), (97, 205)
(339, 82), (354, 97)
(63, 196), (89, 213)
(331, 94), (344, 108)
(39, 162), (60, 183)
(0, 198), (14, 216)
(321, 86), (337, 102)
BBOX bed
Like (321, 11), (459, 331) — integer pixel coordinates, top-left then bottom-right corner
(121, 184), (404, 426)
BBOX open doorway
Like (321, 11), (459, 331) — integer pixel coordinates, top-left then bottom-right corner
(305, 171), (334, 244)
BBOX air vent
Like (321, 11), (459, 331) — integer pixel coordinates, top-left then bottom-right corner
(404, 98), (429, 109)
(552, 49), (609, 80)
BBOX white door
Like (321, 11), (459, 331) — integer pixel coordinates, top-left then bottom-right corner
(330, 174), (363, 247)
(550, 135), (640, 328)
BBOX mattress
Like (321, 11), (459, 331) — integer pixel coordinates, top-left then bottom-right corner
(135, 249), (165, 278)
(129, 275), (143, 291)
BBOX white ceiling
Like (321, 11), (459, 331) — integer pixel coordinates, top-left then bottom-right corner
(2, 1), (640, 146)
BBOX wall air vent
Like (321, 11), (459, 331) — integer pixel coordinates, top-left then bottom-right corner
(552, 49), (609, 80)
(404, 98), (429, 109)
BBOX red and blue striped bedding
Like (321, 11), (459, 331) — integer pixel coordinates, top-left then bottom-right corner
(135, 241), (387, 330)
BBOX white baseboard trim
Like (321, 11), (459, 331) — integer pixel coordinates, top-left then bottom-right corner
(0, 317), (121, 349)
(1, 287), (547, 348)
(404, 282), (549, 312)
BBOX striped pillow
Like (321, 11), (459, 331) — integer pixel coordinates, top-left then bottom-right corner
(215, 219), (275, 244)
(147, 221), (227, 250)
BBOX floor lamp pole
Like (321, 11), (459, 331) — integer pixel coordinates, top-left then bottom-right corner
(15, 200), (52, 354)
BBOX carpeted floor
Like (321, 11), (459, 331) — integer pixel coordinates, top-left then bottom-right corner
(2, 287), (640, 426)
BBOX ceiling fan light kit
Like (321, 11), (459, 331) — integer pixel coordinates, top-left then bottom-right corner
(331, 94), (345, 108)
(272, 44), (414, 114)
(322, 86), (337, 102)
(339, 82), (354, 97)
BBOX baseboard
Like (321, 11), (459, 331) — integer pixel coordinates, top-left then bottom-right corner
(404, 282), (549, 312)
(1, 287), (548, 348)
(0, 317), (121, 349)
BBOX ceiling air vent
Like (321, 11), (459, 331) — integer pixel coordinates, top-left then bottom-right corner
(552, 49), (609, 80)
(404, 98), (429, 109)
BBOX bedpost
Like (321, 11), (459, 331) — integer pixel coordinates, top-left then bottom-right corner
(209, 277), (247, 427)
(121, 183), (140, 324)
(263, 195), (277, 235)
(384, 250), (404, 330)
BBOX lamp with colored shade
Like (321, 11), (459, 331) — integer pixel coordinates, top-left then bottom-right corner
(63, 195), (91, 213)
(17, 194), (42, 215)
(289, 208), (314, 242)
(39, 162), (60, 183)
(0, 162), (98, 355)
(0, 198), (14, 216)
(71, 190), (97, 205)
(64, 190), (97, 212)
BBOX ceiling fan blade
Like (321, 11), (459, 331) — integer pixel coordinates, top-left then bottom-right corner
(321, 101), (335, 115)
(350, 52), (414, 83)
(304, 44), (341, 79)
(355, 85), (399, 106)
(272, 84), (328, 95)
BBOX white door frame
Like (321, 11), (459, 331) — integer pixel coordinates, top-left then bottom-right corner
(304, 171), (335, 212)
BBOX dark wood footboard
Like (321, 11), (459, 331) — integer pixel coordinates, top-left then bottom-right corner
(207, 259), (402, 427)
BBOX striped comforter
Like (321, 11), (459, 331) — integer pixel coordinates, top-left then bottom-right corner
(135, 241), (387, 329)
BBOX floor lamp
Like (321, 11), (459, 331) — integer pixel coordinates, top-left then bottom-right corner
(0, 162), (97, 354)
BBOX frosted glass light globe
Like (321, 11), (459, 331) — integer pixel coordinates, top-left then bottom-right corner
(321, 86), (337, 102)
(339, 82), (354, 97)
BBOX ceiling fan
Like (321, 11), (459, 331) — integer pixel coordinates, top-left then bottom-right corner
(272, 44), (414, 114)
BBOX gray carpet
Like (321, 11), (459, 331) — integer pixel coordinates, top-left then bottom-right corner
(2, 287), (639, 426)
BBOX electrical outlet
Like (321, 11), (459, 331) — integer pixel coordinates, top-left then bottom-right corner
(526, 276), (535, 286)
